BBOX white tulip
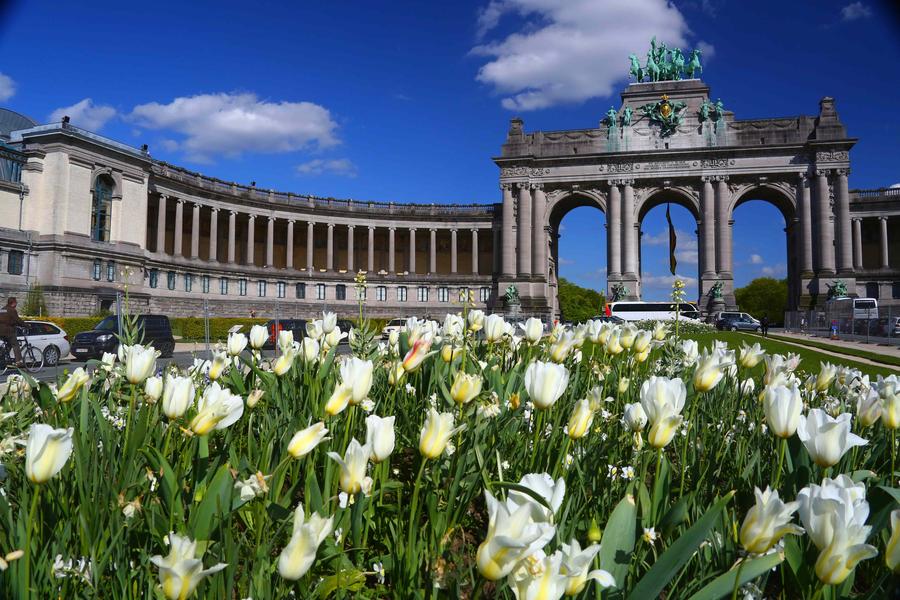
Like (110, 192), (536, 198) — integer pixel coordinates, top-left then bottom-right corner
(450, 371), (483, 405)
(623, 402), (648, 432)
(419, 408), (464, 459)
(467, 309), (485, 332)
(887, 509), (900, 573)
(161, 375), (195, 420)
(693, 351), (725, 392)
(483, 314), (507, 343)
(880, 375), (900, 429)
(549, 331), (577, 362)
(190, 382), (244, 435)
(55, 367), (90, 403)
(520, 317), (543, 344)
(680, 339), (699, 366)
(739, 486), (804, 554)
(150, 533), (227, 599)
(738, 342), (766, 369)
(208, 352), (229, 381)
(324, 383), (352, 416)
(740, 378), (756, 396)
(327, 438), (372, 494)
(249, 325), (268, 349)
(856, 388), (883, 428)
(288, 422), (330, 458)
(524, 361), (570, 410)
(305, 320), (324, 340)
(277, 329), (295, 352)
(652, 321), (669, 341)
(273, 348), (297, 376)
(321, 311), (337, 334)
(567, 399), (595, 440)
(763, 383), (803, 438)
(618, 324), (637, 349)
(300, 337), (319, 362)
(145, 376), (163, 401)
(277, 504), (333, 581)
(323, 327), (347, 350)
(816, 362), (838, 392)
(632, 330), (652, 354)
(25, 424), (74, 484)
(101, 351), (117, 371)
(559, 539), (615, 595)
(796, 409), (867, 468)
(339, 357), (374, 404)
(441, 313), (465, 340)
(226, 332), (248, 356)
(476, 488), (556, 580)
(508, 550), (568, 600)
(639, 376), (686, 424)
(508, 472), (566, 524)
(365, 415), (396, 463)
(797, 475), (877, 584)
(123, 344), (159, 385)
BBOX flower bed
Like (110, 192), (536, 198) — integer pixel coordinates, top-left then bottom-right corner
(0, 310), (898, 598)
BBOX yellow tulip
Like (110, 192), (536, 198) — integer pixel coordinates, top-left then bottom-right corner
(450, 371), (483, 405)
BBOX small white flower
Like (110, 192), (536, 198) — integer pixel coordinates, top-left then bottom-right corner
(642, 527), (657, 544)
(373, 561), (385, 585)
(334, 527), (344, 543)
(621, 466), (635, 480)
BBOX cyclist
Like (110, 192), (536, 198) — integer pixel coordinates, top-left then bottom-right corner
(0, 297), (26, 367)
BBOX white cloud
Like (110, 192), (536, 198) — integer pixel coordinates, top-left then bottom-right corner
(841, 2), (872, 20)
(130, 93), (338, 162)
(749, 254), (764, 264)
(760, 263), (786, 277)
(49, 99), (117, 131)
(890, 183), (900, 189)
(642, 273), (698, 289)
(644, 228), (697, 249)
(296, 158), (358, 178)
(472, 0), (708, 110)
(675, 249), (698, 264)
(0, 72), (15, 102)
(558, 257), (575, 266)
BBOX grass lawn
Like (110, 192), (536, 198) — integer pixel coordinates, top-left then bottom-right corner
(767, 332), (900, 369)
(687, 330), (897, 378)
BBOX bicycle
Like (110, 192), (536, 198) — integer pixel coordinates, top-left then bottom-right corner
(0, 327), (45, 375)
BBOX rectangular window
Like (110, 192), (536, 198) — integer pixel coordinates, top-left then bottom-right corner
(316, 283), (326, 300)
(239, 279), (248, 296)
(397, 286), (408, 302)
(277, 281), (286, 298)
(335, 284), (346, 301)
(106, 260), (115, 282)
(149, 269), (159, 289)
(184, 274), (193, 292)
(376, 286), (387, 302)
(201, 275), (210, 294)
(220, 277), (229, 295)
(438, 286), (449, 303)
(417, 286), (428, 302)
(258, 280), (267, 297)
(458, 287), (469, 303)
(893, 282), (900, 300)
(296, 282), (306, 299)
(167, 271), (176, 290)
(480, 287), (490, 302)
(7, 251), (23, 275)
(92, 259), (102, 281)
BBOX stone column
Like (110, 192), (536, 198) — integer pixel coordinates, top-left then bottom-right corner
(471, 229), (479, 274)
(347, 225), (355, 271)
(367, 226), (374, 272)
(306, 222), (314, 271)
(246, 214), (255, 265)
(797, 174), (813, 274)
(531, 183), (547, 278)
(286, 220), (294, 269)
(607, 181), (621, 277)
(326, 223), (334, 271)
(173, 199), (184, 257)
(408, 228), (416, 273)
(700, 177), (716, 277)
(429, 228), (437, 273)
(622, 180), (637, 277)
(266, 216), (275, 267)
(835, 169), (853, 274)
(815, 170), (835, 275)
(516, 183), (532, 276)
(156, 194), (167, 254)
(388, 227), (395, 273)
(208, 208), (218, 262)
(191, 203), (200, 259)
(451, 229), (458, 273)
(501, 183), (515, 276)
(881, 216), (890, 268)
(227, 210), (236, 263)
(852, 218), (862, 269)
(714, 177), (732, 277)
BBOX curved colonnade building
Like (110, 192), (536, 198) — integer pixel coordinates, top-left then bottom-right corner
(0, 110), (499, 318)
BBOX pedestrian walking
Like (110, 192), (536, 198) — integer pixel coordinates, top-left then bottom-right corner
(0, 297), (26, 365)
(760, 313), (769, 338)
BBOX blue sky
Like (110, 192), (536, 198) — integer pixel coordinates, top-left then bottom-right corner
(1, 0), (897, 300)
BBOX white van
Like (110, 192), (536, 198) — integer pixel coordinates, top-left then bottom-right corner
(828, 297), (878, 320)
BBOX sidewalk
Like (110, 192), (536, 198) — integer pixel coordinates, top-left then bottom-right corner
(769, 330), (900, 363)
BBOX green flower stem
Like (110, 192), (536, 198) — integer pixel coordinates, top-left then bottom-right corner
(23, 485), (41, 600)
(406, 460), (428, 578)
(773, 437), (787, 489)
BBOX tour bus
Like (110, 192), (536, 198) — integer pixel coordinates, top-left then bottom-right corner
(827, 297), (878, 320)
(608, 301), (701, 322)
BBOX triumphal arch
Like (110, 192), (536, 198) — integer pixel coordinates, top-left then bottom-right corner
(494, 40), (856, 318)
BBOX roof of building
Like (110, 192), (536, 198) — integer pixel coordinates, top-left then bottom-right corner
(0, 108), (38, 141)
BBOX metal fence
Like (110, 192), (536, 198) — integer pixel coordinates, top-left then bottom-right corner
(784, 304), (900, 346)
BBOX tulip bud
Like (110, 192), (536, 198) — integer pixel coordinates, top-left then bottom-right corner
(567, 398), (594, 440)
(247, 388), (265, 408)
(365, 415), (396, 463)
(321, 311), (337, 334)
(450, 371), (483, 405)
(227, 332), (248, 357)
(523, 361), (570, 410)
(124, 344), (159, 385)
(441, 344), (460, 363)
(588, 519), (602, 543)
(161, 375), (195, 419)
(288, 422), (330, 458)
(419, 408), (463, 459)
(249, 324), (268, 349)
(520, 317), (543, 344)
(208, 352), (229, 381)
(145, 376), (163, 402)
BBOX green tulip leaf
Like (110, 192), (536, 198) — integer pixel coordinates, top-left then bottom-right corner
(686, 552), (783, 600)
(599, 492), (638, 589)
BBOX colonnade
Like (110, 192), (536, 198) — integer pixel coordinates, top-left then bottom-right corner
(154, 195), (486, 274)
(851, 215), (892, 270)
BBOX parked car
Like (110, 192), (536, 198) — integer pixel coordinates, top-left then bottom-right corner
(263, 319), (307, 348)
(18, 320), (70, 366)
(71, 314), (175, 359)
(715, 312), (761, 333)
(381, 318), (407, 340)
(590, 315), (625, 324)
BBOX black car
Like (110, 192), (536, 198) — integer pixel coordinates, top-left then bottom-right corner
(263, 319), (307, 348)
(71, 314), (175, 359)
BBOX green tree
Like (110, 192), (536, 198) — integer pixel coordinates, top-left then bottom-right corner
(22, 283), (47, 316)
(557, 277), (604, 323)
(734, 277), (787, 323)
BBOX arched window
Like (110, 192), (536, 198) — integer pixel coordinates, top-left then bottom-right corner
(91, 175), (114, 242)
